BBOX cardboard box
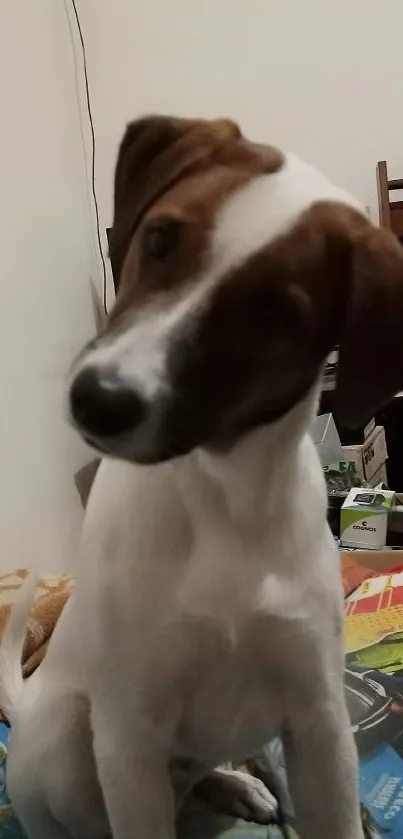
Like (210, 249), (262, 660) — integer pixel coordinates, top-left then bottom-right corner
(364, 417), (376, 440)
(369, 462), (388, 488)
(338, 416), (376, 446)
(343, 425), (387, 482)
(341, 487), (395, 549)
(310, 413), (343, 467)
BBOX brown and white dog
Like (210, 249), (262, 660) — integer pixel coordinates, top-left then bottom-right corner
(2, 115), (403, 839)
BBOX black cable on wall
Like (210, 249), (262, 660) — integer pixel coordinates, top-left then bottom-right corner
(69, 0), (108, 315)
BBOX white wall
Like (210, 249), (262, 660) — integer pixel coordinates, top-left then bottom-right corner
(79, 0), (403, 227)
(1, 0), (399, 575)
(0, 1), (99, 574)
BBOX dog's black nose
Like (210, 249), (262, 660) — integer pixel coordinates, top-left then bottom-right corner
(70, 367), (145, 438)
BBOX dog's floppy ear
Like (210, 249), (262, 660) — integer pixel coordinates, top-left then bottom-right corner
(109, 115), (241, 284)
(336, 226), (403, 425)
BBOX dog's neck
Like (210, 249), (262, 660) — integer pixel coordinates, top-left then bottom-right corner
(167, 386), (322, 623)
(187, 384), (320, 523)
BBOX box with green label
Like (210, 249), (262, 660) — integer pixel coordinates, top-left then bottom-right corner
(340, 487), (395, 549)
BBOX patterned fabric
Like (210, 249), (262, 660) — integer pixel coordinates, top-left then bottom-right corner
(0, 569), (73, 698)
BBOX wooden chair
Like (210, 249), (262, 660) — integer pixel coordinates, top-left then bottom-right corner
(376, 160), (403, 241)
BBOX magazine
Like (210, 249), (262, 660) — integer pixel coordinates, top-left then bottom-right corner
(258, 563), (403, 838)
(340, 550), (385, 597)
(344, 567), (403, 838)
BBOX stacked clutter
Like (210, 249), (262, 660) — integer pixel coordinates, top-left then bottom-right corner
(311, 412), (392, 549)
(342, 421), (388, 487)
(321, 349), (388, 488)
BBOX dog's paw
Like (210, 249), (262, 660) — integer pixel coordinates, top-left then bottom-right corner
(195, 768), (278, 824)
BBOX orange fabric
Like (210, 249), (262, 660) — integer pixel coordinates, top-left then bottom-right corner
(0, 569), (72, 718)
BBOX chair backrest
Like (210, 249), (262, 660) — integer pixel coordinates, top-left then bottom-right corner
(376, 161), (403, 241)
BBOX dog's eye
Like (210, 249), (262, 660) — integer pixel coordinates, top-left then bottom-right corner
(143, 220), (179, 263)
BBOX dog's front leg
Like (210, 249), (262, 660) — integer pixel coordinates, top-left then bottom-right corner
(283, 691), (364, 839)
(92, 704), (175, 839)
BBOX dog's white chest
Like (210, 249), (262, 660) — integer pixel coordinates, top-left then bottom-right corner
(79, 432), (330, 766)
(173, 611), (286, 765)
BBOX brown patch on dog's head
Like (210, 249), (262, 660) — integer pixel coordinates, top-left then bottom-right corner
(216, 200), (403, 432)
(109, 114), (283, 297)
(157, 202), (368, 447)
(158, 201), (403, 448)
(111, 167), (264, 321)
(265, 202), (403, 429)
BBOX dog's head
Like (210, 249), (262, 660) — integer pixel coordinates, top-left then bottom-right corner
(69, 115), (403, 463)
